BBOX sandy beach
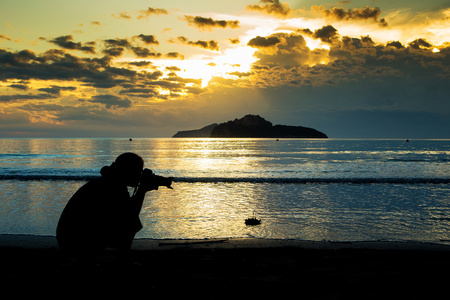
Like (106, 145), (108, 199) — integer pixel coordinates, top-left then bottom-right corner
(1, 235), (450, 298)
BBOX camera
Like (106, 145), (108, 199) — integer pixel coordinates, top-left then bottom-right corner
(140, 168), (173, 189)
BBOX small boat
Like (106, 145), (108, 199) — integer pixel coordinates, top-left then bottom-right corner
(245, 213), (261, 225)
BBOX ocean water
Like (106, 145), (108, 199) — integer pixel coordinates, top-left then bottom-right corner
(0, 138), (449, 243)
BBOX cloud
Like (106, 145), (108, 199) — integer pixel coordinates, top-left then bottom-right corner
(247, 36), (281, 47)
(102, 47), (125, 57)
(0, 48), (36, 65)
(48, 35), (96, 53)
(119, 87), (159, 98)
(1, 2), (448, 139)
(165, 52), (185, 59)
(386, 41), (404, 49)
(0, 26), (207, 133)
(408, 38), (433, 50)
(184, 16), (240, 31)
(103, 38), (131, 48)
(89, 94), (131, 109)
(112, 12), (132, 20)
(249, 32), (327, 71)
(299, 25), (339, 44)
(9, 84), (28, 90)
(247, 0), (295, 18)
(0, 48), (131, 88)
(127, 60), (154, 67)
(239, 27), (450, 90)
(0, 93), (57, 102)
(137, 7), (168, 19)
(166, 66), (181, 72)
(0, 45), (189, 97)
(173, 36), (219, 51)
(0, 34), (12, 41)
(102, 37), (161, 58)
(130, 46), (162, 58)
(135, 34), (159, 45)
(229, 38), (240, 44)
(38, 85), (76, 95)
(227, 71), (253, 78)
(312, 5), (389, 27)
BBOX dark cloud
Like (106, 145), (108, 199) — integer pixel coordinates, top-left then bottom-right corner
(119, 89), (159, 98)
(249, 33), (320, 70)
(247, 0), (294, 17)
(0, 93), (57, 102)
(165, 52), (185, 59)
(313, 5), (388, 27)
(227, 71), (253, 77)
(247, 36), (281, 47)
(409, 38), (433, 50)
(184, 16), (240, 31)
(245, 28), (450, 91)
(0, 49), (36, 65)
(135, 34), (159, 45)
(138, 7), (168, 19)
(166, 66), (181, 72)
(102, 47), (125, 57)
(312, 25), (339, 44)
(386, 41), (405, 49)
(102, 38), (161, 58)
(49, 35), (96, 53)
(189, 40), (219, 51)
(174, 36), (219, 51)
(0, 31), (206, 125)
(176, 36), (188, 43)
(9, 84), (28, 90)
(103, 38), (132, 48)
(102, 38), (131, 57)
(143, 70), (164, 80)
(38, 86), (76, 95)
(89, 94), (131, 109)
(130, 46), (162, 58)
(229, 38), (240, 44)
(0, 48), (132, 88)
(127, 60), (154, 67)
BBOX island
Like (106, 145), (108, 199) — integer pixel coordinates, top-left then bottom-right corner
(172, 115), (327, 138)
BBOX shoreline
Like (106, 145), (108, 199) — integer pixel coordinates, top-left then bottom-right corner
(2, 234), (450, 251)
(2, 234), (450, 298)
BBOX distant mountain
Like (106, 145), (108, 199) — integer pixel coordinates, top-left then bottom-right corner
(172, 115), (328, 138)
(172, 123), (218, 138)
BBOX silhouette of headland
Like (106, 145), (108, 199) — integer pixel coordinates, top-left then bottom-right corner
(172, 115), (327, 138)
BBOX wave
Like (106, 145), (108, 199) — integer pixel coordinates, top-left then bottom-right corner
(0, 175), (448, 184)
(175, 177), (450, 184)
(386, 158), (450, 163)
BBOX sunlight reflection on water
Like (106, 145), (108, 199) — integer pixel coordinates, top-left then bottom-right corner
(0, 138), (449, 243)
(1, 180), (449, 243)
(136, 182), (450, 242)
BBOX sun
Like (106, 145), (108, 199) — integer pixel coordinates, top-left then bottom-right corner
(126, 45), (258, 89)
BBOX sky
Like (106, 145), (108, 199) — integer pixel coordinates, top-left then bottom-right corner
(0, 0), (449, 138)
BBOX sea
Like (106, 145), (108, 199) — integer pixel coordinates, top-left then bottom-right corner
(0, 138), (449, 243)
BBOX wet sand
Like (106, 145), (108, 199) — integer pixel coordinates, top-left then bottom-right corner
(1, 235), (450, 298)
